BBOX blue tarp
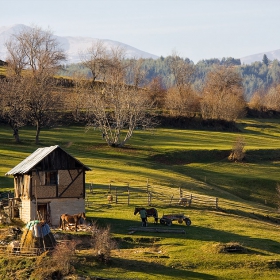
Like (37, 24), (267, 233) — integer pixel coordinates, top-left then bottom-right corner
(25, 220), (50, 237)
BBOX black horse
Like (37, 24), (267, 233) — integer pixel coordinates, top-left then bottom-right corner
(134, 207), (158, 223)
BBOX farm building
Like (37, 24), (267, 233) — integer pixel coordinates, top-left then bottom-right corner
(5, 145), (91, 226)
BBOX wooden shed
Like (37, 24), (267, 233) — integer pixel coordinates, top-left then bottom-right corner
(5, 145), (91, 226)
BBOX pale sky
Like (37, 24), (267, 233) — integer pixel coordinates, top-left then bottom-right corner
(2, 0), (280, 62)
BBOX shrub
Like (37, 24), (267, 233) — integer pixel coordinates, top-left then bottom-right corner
(30, 240), (79, 279)
(228, 135), (246, 162)
(91, 223), (118, 264)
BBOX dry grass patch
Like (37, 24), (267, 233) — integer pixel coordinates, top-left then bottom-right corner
(214, 241), (247, 253)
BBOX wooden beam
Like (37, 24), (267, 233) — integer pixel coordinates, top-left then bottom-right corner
(128, 227), (186, 234)
(58, 169), (83, 197)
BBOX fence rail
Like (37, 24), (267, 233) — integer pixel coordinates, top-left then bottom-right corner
(86, 185), (219, 209)
(85, 183), (279, 219)
(0, 245), (45, 256)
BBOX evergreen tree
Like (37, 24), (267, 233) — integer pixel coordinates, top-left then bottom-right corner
(262, 54), (269, 66)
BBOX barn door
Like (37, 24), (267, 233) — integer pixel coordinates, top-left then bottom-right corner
(37, 203), (51, 224)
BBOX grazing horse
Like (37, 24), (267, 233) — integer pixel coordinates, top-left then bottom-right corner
(60, 212), (86, 231)
(134, 207), (158, 223)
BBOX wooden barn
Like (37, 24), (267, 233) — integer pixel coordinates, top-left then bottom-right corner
(5, 145), (91, 226)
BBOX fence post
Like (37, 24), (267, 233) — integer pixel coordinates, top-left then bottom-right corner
(115, 188), (118, 204)
(215, 197), (219, 209)
(179, 187), (182, 198)
(170, 194), (174, 206)
(127, 183), (130, 205)
(188, 194), (192, 207)
(147, 191), (153, 206)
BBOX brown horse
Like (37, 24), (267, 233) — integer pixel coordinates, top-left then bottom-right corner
(60, 212), (86, 231)
(134, 207), (158, 223)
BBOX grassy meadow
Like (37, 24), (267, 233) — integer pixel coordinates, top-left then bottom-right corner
(0, 118), (280, 279)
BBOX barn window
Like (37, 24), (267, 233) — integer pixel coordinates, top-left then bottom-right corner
(45, 171), (57, 185)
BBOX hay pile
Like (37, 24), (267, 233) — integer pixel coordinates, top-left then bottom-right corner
(20, 220), (56, 252)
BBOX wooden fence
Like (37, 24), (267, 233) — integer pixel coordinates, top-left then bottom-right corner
(86, 183), (219, 209)
(0, 245), (47, 256)
(85, 182), (279, 221)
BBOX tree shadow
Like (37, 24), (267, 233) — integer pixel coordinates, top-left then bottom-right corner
(82, 256), (218, 280)
(86, 217), (280, 255)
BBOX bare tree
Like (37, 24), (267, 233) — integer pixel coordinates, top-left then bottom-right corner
(146, 77), (166, 109)
(200, 66), (246, 121)
(165, 86), (200, 117)
(168, 51), (195, 93)
(5, 25), (66, 77)
(79, 40), (109, 82)
(263, 84), (280, 111)
(86, 82), (153, 147)
(0, 76), (27, 142)
(81, 47), (154, 147)
(248, 90), (265, 111)
(25, 75), (63, 144)
(63, 73), (90, 122)
(165, 52), (198, 116)
(4, 25), (66, 143)
(5, 40), (26, 76)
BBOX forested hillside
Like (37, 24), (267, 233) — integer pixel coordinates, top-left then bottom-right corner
(59, 55), (280, 100)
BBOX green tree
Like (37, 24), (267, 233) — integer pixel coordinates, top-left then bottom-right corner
(262, 54), (269, 66)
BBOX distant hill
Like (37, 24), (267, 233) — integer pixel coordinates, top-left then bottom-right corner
(0, 24), (159, 64)
(240, 49), (280, 65)
(2, 24), (280, 66)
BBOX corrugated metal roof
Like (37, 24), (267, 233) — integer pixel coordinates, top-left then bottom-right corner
(5, 145), (91, 176)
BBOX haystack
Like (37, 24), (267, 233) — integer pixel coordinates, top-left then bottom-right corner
(20, 220), (56, 253)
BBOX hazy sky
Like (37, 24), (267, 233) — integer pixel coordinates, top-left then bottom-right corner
(2, 0), (280, 62)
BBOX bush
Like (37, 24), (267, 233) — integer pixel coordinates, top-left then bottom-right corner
(30, 240), (79, 279)
(228, 136), (245, 162)
(91, 223), (118, 264)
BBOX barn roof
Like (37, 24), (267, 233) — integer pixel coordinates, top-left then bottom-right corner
(5, 145), (91, 176)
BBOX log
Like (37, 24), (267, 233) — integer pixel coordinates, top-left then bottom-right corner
(128, 227), (186, 234)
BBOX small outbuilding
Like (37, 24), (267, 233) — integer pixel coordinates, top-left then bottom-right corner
(5, 145), (91, 226)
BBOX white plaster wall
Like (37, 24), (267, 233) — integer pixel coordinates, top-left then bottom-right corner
(36, 198), (85, 226)
(20, 198), (85, 226)
(20, 199), (32, 223)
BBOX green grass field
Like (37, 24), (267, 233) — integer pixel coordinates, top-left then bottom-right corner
(0, 118), (280, 279)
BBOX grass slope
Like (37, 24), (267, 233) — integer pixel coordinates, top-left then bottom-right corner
(0, 118), (280, 279)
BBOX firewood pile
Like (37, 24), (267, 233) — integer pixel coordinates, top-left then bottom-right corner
(58, 223), (94, 232)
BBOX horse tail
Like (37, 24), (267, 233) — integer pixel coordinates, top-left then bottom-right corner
(59, 215), (62, 228)
(154, 208), (158, 223)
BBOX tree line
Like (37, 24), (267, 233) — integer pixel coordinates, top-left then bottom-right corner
(60, 54), (280, 100)
(0, 26), (279, 147)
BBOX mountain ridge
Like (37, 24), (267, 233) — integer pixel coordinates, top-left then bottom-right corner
(0, 24), (159, 64)
(1, 24), (280, 65)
